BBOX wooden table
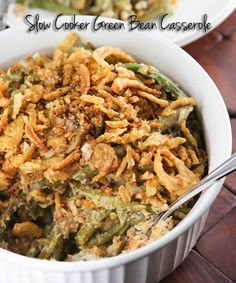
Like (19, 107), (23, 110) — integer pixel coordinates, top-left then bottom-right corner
(161, 10), (236, 283)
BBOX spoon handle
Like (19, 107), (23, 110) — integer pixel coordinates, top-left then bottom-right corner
(159, 152), (236, 221)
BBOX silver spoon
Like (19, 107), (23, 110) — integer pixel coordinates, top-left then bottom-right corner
(155, 152), (236, 223)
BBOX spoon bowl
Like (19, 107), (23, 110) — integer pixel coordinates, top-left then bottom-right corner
(156, 152), (236, 223)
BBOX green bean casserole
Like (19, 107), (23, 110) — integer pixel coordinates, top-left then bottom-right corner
(0, 33), (207, 261)
(15, 0), (177, 21)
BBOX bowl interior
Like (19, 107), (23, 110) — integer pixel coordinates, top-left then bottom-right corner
(0, 16), (232, 270)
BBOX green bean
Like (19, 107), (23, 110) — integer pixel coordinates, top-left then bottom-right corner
(109, 211), (118, 220)
(84, 213), (145, 248)
(38, 227), (63, 260)
(72, 165), (97, 182)
(17, 0), (79, 14)
(75, 209), (109, 247)
(21, 201), (53, 223)
(3, 70), (26, 93)
(140, 0), (167, 21)
(174, 206), (191, 221)
(84, 221), (128, 248)
(159, 105), (194, 132)
(71, 184), (145, 212)
(2, 75), (12, 82)
(178, 207), (191, 215)
(121, 63), (187, 99)
(26, 246), (41, 258)
(30, 178), (57, 190)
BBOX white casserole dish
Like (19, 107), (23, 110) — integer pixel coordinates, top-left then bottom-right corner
(0, 16), (232, 283)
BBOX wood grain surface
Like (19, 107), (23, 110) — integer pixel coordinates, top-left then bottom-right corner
(160, 10), (236, 283)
